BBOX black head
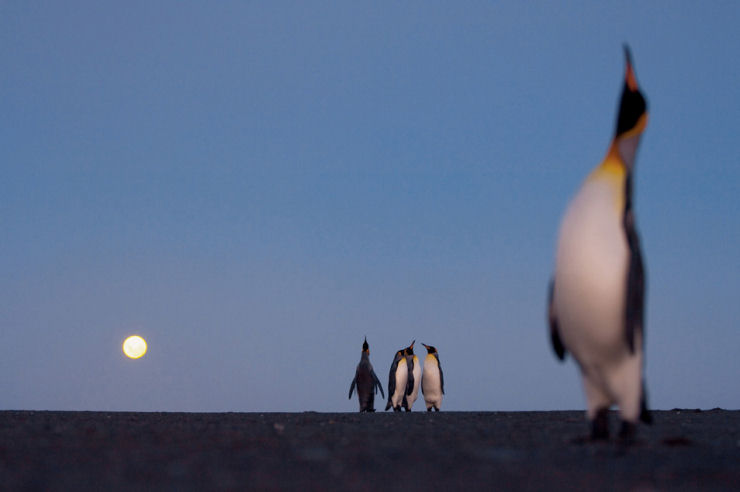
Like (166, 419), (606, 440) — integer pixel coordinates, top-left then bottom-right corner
(404, 340), (415, 356)
(422, 343), (437, 354)
(615, 45), (648, 138)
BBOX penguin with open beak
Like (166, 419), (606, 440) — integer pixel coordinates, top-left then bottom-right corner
(348, 337), (384, 412)
(548, 46), (652, 440)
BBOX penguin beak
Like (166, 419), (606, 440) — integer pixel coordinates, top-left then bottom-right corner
(624, 44), (639, 92)
(410, 340), (415, 349)
(422, 343), (429, 349)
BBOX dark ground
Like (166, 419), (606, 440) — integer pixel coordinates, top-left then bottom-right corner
(1, 409), (738, 491)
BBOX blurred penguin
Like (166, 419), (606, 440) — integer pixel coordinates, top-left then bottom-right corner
(385, 348), (408, 412)
(421, 343), (444, 411)
(402, 341), (421, 411)
(348, 337), (384, 412)
(548, 46), (652, 440)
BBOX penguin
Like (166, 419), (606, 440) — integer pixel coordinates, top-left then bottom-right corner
(348, 337), (385, 412)
(548, 45), (652, 440)
(402, 341), (421, 412)
(385, 348), (409, 412)
(421, 343), (444, 411)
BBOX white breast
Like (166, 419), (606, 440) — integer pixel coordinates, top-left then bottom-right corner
(391, 360), (408, 407)
(406, 356), (422, 408)
(422, 357), (442, 407)
(554, 177), (629, 362)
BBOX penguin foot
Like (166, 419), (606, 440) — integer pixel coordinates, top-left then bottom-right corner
(434, 407), (440, 412)
(427, 407), (432, 412)
(393, 406), (401, 412)
(590, 408), (610, 440)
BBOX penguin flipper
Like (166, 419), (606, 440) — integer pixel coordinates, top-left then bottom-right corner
(372, 370), (385, 398)
(548, 278), (567, 360)
(436, 354), (445, 395)
(387, 359), (397, 404)
(348, 376), (357, 399)
(405, 360), (414, 396)
(623, 203), (645, 355)
(640, 379), (652, 424)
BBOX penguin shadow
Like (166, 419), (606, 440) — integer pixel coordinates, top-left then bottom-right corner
(568, 433), (694, 462)
(569, 434), (648, 449)
(568, 411), (648, 449)
(567, 434), (650, 460)
(568, 421), (694, 450)
(660, 436), (693, 447)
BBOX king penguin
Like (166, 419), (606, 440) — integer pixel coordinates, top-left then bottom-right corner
(385, 347), (409, 412)
(402, 341), (421, 411)
(348, 337), (385, 412)
(548, 45), (652, 440)
(421, 343), (444, 411)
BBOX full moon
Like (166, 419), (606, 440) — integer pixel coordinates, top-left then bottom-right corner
(123, 335), (147, 359)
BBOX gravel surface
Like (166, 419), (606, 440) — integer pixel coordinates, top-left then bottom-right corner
(1, 409), (738, 491)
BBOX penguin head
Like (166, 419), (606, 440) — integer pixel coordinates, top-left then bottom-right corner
(362, 337), (369, 354)
(422, 343), (437, 354)
(614, 45), (648, 169)
(404, 340), (415, 356)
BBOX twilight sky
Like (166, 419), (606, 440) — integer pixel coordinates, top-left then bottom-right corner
(2, 2), (738, 412)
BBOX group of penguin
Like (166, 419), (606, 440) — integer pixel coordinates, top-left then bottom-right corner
(350, 46), (652, 440)
(349, 339), (444, 413)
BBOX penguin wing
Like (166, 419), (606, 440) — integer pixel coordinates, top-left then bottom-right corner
(371, 369), (385, 398)
(387, 358), (398, 401)
(548, 278), (567, 360)
(623, 203), (645, 354)
(405, 358), (414, 396)
(435, 354), (445, 395)
(348, 374), (357, 399)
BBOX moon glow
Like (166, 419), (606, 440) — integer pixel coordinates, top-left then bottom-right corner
(123, 335), (148, 359)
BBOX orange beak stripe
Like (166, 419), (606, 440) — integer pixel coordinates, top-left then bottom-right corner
(626, 62), (639, 92)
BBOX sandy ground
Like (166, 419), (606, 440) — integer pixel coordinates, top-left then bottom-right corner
(1, 409), (738, 491)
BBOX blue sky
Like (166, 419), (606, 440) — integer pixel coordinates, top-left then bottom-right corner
(1, 2), (738, 412)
